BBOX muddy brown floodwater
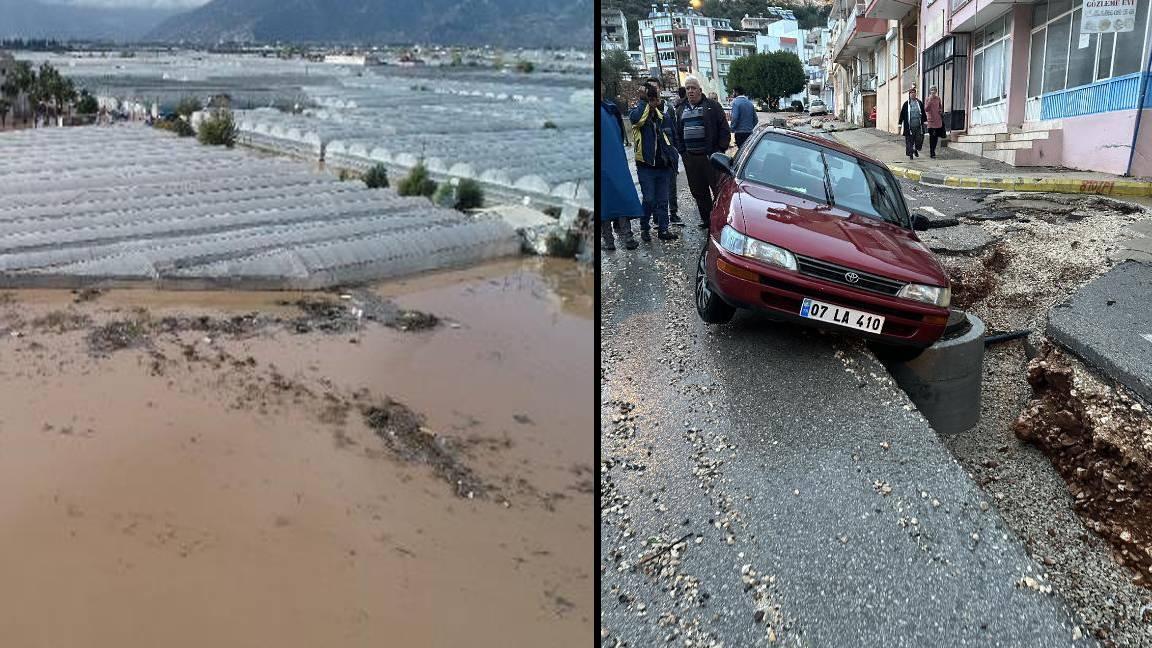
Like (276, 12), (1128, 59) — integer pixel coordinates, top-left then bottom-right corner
(0, 257), (592, 647)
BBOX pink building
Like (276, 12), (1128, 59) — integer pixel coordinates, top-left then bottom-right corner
(933, 0), (1152, 175)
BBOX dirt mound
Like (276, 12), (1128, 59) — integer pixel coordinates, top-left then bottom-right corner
(1014, 346), (1152, 585)
(363, 400), (487, 499)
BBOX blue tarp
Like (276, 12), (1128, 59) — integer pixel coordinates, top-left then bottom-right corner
(599, 102), (642, 221)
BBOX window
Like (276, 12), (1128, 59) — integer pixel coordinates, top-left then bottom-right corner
(1042, 13), (1071, 93)
(1029, 0), (1146, 93)
(1097, 32), (1114, 80)
(1067, 8), (1096, 88)
(889, 36), (899, 78)
(877, 43), (887, 81)
(1028, 30), (1046, 96)
(740, 135), (909, 227)
(973, 15), (1011, 106)
(1114, 0), (1149, 75)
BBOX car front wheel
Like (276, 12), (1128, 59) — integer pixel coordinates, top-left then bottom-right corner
(696, 244), (735, 324)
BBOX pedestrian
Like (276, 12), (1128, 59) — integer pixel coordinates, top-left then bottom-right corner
(676, 76), (731, 228)
(644, 77), (684, 227)
(898, 88), (926, 161)
(729, 85), (757, 148)
(600, 85), (641, 251)
(924, 85), (946, 159)
(629, 81), (679, 241)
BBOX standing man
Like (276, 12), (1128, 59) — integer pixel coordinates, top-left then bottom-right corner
(600, 82), (640, 251)
(629, 82), (679, 241)
(676, 76), (731, 228)
(729, 86), (757, 148)
(898, 88), (926, 161)
(644, 77), (684, 226)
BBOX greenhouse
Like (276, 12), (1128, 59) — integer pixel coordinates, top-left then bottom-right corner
(0, 126), (522, 289)
(13, 51), (594, 210)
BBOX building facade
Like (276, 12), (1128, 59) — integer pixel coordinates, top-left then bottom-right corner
(602, 8), (630, 51)
(637, 8), (757, 97)
(825, 0), (1152, 175)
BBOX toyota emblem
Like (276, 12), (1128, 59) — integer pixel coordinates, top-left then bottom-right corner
(844, 272), (860, 283)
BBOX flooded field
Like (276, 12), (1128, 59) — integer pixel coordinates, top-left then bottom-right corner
(0, 257), (591, 646)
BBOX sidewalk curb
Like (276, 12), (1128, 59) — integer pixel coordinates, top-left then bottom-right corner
(822, 130), (1152, 197)
(887, 164), (1152, 197)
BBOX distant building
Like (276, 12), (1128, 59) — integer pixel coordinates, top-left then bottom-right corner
(638, 7), (756, 98)
(602, 8), (630, 51)
(323, 54), (378, 66)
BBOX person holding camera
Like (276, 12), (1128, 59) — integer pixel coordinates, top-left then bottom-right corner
(629, 81), (679, 241)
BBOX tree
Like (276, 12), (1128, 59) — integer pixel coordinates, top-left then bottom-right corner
(396, 162), (438, 198)
(516, 60), (535, 73)
(454, 179), (484, 211)
(600, 49), (636, 106)
(76, 90), (98, 115)
(175, 96), (203, 118)
(726, 51), (806, 111)
(363, 163), (389, 189)
(10, 61), (36, 124)
(0, 98), (9, 128)
(197, 110), (237, 147)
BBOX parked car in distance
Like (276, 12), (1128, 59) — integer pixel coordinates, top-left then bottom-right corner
(695, 128), (952, 349)
(808, 99), (828, 116)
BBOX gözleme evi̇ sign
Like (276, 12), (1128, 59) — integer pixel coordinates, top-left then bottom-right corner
(1082, 0), (1137, 33)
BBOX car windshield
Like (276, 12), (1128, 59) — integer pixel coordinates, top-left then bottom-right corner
(739, 134), (909, 227)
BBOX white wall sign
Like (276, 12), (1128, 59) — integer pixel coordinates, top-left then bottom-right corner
(1081, 0), (1138, 33)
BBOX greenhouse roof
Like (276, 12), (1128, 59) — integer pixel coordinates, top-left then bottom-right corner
(0, 125), (521, 289)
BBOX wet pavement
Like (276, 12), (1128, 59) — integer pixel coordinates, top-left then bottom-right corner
(0, 257), (591, 647)
(599, 173), (1089, 646)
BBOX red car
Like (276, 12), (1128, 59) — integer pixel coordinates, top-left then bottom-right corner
(695, 127), (951, 348)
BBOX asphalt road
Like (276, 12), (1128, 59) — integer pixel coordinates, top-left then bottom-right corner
(599, 172), (1093, 646)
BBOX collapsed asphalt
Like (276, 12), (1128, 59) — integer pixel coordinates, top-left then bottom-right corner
(600, 176), (1089, 645)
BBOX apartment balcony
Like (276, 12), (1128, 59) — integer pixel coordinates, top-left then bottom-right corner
(832, 5), (887, 65)
(865, 0), (917, 20)
(950, 0), (1027, 32)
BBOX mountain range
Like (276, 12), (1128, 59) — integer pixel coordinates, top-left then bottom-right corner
(0, 0), (179, 41)
(146, 0), (593, 48)
(0, 0), (591, 48)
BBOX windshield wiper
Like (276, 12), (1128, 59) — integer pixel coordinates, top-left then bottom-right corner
(818, 150), (834, 207)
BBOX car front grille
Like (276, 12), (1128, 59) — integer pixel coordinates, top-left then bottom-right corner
(794, 255), (906, 296)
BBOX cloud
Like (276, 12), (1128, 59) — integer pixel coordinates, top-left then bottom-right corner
(42, 0), (212, 8)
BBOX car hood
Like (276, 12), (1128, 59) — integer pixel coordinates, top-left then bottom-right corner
(734, 182), (948, 287)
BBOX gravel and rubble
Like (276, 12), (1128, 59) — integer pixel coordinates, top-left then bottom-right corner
(928, 188), (1152, 645)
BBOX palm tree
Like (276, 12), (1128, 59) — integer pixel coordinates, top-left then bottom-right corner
(10, 61), (35, 125)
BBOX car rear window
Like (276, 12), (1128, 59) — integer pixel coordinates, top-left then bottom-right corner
(739, 134), (909, 227)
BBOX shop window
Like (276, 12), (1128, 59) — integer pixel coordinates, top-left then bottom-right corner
(1113, 0), (1149, 75)
(1097, 32), (1114, 81)
(1067, 8), (1096, 88)
(1028, 30), (1046, 96)
(1042, 13), (1071, 93)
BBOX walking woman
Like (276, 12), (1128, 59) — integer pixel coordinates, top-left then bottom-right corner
(925, 86), (946, 158)
(897, 88), (926, 161)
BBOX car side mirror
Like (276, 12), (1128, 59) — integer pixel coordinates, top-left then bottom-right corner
(912, 213), (930, 231)
(710, 152), (733, 175)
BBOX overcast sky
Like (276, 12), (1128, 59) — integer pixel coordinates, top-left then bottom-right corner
(44, 0), (212, 8)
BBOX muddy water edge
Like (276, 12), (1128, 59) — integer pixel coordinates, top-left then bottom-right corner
(0, 257), (592, 647)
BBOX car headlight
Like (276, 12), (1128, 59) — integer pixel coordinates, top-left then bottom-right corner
(719, 225), (797, 271)
(897, 283), (951, 307)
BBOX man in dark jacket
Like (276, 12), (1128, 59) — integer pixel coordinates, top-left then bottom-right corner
(630, 82), (679, 241)
(676, 76), (731, 228)
(897, 88), (926, 161)
(646, 77), (684, 226)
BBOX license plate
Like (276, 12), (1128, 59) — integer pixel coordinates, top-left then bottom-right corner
(800, 298), (885, 333)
